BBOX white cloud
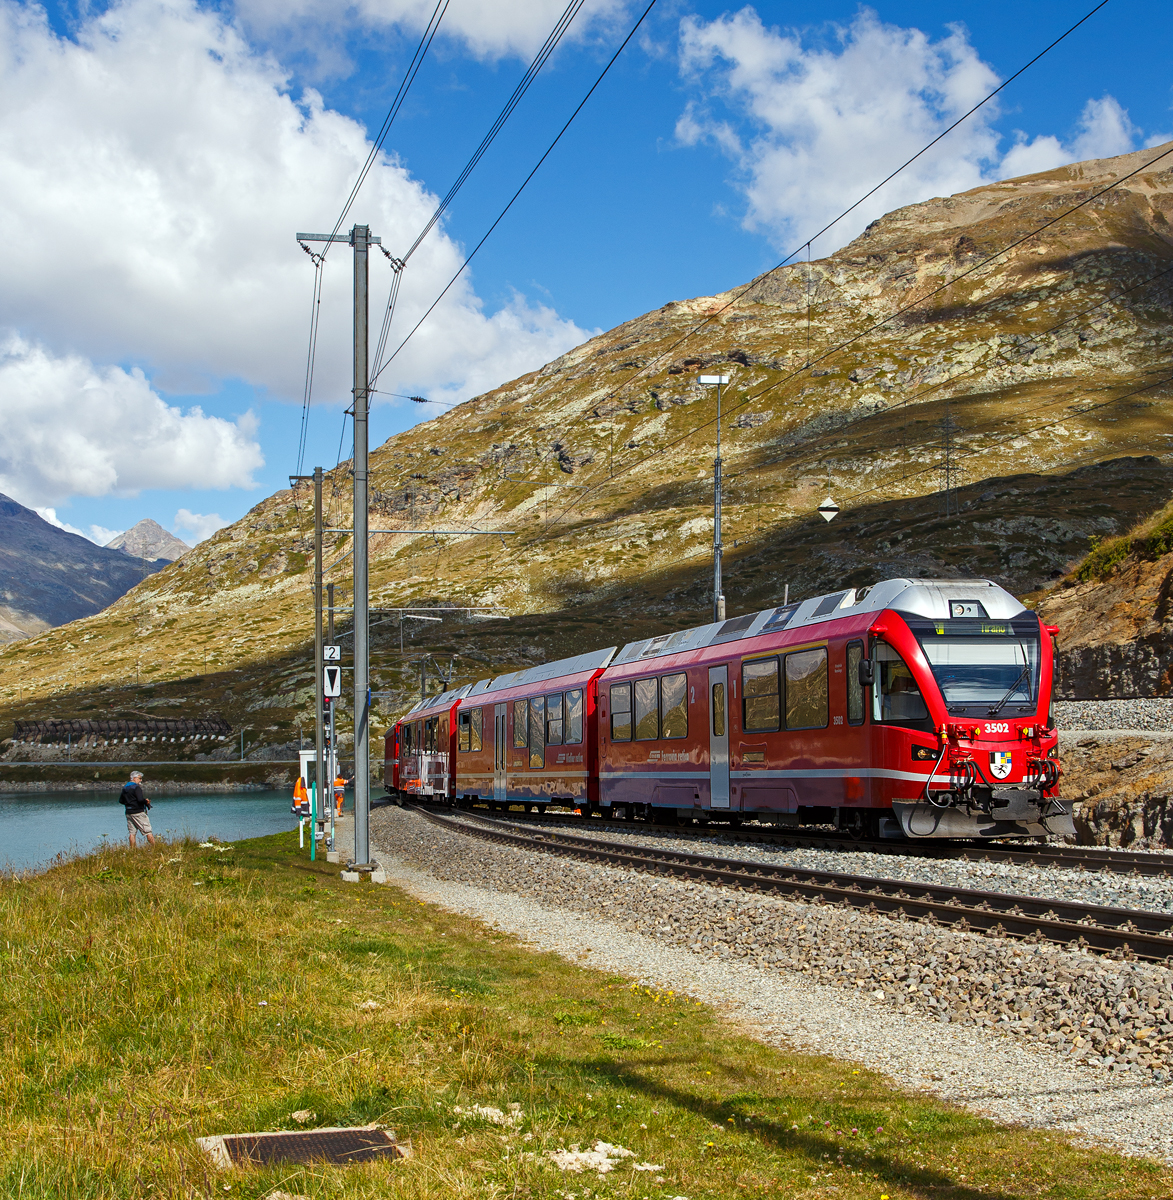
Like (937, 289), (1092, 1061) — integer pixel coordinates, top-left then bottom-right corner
(0, 0), (590, 411)
(0, 334), (265, 508)
(174, 509), (232, 543)
(235, 0), (628, 66)
(1000, 96), (1140, 178)
(33, 507), (86, 538)
(90, 524), (126, 546)
(31, 506), (124, 546)
(676, 8), (1150, 252)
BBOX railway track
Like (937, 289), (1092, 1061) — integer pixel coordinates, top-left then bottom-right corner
(409, 805), (1173, 963)
(429, 801), (1173, 878)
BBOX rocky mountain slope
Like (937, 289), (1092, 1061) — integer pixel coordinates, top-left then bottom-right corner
(107, 519), (190, 564)
(2, 142), (1172, 747)
(1038, 493), (1173, 697)
(0, 495), (168, 643)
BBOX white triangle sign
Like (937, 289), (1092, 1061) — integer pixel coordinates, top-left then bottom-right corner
(323, 665), (342, 698)
(817, 496), (840, 522)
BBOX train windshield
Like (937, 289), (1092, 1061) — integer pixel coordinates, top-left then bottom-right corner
(917, 634), (1040, 708)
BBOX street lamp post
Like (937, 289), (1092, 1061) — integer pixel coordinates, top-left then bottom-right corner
(699, 374), (730, 623)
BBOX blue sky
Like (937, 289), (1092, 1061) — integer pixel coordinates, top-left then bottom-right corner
(2, 0), (1170, 546)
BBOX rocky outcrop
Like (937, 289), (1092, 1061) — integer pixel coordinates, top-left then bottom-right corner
(107, 519), (190, 563)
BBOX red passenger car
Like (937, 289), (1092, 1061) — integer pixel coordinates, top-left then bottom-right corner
(450, 649), (615, 810)
(392, 682), (477, 803)
(595, 578), (1068, 838)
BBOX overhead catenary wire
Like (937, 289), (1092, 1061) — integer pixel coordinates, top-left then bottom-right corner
(370, 0), (659, 387)
(711, 257), (1173, 497)
(368, 0), (587, 410)
(293, 0), (447, 474)
(489, 0), (1117, 506)
(536, 139), (1173, 541)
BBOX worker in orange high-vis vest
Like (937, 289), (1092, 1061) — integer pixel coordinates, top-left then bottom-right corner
(291, 776), (309, 816)
(333, 774), (346, 816)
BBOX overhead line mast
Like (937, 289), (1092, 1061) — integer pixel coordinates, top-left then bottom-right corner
(296, 225), (380, 871)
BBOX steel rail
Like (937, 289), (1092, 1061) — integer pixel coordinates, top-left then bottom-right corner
(408, 805), (1173, 962)
(439, 802), (1173, 878)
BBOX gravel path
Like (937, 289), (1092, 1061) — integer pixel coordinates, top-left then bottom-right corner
(487, 814), (1173, 916)
(1055, 699), (1173, 732)
(353, 806), (1173, 1165)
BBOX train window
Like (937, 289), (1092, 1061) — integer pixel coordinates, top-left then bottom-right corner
(545, 693), (564, 745)
(635, 677), (659, 740)
(785, 647), (828, 729)
(529, 696), (546, 768)
(424, 717), (438, 753)
(565, 689), (584, 744)
(660, 672), (688, 738)
(712, 682), (726, 736)
(873, 643), (930, 726)
(846, 641), (865, 725)
(610, 683), (632, 741)
(743, 657), (781, 732)
(470, 707), (483, 752)
(458, 711), (471, 752)
(512, 699), (528, 749)
(402, 724), (412, 752)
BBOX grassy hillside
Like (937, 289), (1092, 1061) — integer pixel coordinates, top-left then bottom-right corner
(3, 832), (1169, 1197)
(3, 143), (1173, 749)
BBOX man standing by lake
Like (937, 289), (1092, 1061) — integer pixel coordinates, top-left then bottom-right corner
(120, 771), (155, 847)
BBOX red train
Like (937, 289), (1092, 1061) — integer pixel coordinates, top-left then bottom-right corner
(385, 578), (1071, 839)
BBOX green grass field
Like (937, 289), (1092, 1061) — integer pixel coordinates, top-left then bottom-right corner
(2, 831), (1169, 1198)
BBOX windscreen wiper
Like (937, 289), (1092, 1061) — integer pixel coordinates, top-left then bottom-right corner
(988, 643), (1031, 716)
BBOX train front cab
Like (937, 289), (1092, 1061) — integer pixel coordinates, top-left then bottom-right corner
(452, 649), (615, 812)
(870, 603), (1070, 839)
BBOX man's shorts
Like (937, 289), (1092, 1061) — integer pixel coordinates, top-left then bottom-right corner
(127, 811), (152, 836)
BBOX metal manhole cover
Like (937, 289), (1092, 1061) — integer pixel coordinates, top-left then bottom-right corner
(197, 1125), (406, 1167)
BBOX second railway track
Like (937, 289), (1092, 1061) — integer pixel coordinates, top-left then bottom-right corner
(424, 802), (1173, 878)
(409, 805), (1173, 963)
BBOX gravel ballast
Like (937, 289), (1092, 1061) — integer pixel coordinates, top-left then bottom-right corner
(357, 806), (1173, 1164)
(1054, 698), (1173, 732)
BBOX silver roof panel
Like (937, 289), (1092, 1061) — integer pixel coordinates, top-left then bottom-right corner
(613, 578), (1025, 665)
(479, 646), (617, 697)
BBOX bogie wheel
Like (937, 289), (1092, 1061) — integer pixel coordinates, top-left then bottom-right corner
(842, 809), (875, 840)
(536, 804), (548, 815)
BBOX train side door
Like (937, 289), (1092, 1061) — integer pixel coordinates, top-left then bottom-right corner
(493, 703), (507, 802)
(708, 665), (730, 809)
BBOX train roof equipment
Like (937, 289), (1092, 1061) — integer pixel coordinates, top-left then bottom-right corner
(403, 681), (476, 718)
(477, 646), (617, 698)
(612, 578), (1027, 666)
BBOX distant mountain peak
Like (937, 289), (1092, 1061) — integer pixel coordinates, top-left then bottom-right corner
(106, 519), (190, 563)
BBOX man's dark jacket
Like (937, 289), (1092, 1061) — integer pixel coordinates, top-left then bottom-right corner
(119, 781), (148, 814)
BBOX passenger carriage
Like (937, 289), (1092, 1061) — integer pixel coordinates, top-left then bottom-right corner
(596, 578), (1068, 838)
(391, 682), (475, 802)
(449, 649), (614, 811)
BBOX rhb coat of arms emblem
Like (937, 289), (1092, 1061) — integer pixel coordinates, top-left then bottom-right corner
(989, 751), (1013, 780)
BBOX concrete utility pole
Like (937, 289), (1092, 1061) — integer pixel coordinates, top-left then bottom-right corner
(313, 466), (324, 846)
(699, 374), (730, 623)
(296, 224), (381, 871)
(352, 224), (372, 869)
